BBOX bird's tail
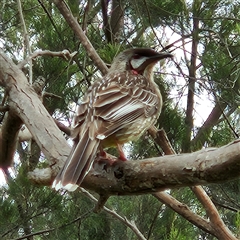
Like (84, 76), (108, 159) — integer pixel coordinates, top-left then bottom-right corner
(52, 128), (100, 191)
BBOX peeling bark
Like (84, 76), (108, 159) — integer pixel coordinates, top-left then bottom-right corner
(28, 139), (240, 195)
(1, 34), (240, 200)
(81, 140), (240, 195)
(0, 50), (70, 176)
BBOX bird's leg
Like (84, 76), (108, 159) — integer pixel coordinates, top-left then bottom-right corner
(96, 146), (118, 165)
(117, 143), (127, 161)
(95, 143), (127, 164)
(98, 146), (108, 158)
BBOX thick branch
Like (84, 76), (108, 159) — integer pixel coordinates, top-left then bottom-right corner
(149, 128), (236, 238)
(153, 192), (214, 236)
(0, 50), (70, 175)
(0, 110), (22, 168)
(28, 139), (240, 193)
(81, 140), (240, 195)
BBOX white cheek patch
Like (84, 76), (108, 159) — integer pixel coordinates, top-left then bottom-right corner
(130, 57), (147, 69)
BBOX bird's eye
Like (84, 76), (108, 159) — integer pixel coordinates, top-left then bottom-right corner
(132, 54), (141, 59)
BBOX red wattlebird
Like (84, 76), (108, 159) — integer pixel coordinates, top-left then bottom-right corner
(52, 48), (173, 191)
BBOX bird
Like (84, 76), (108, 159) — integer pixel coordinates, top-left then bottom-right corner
(52, 48), (173, 191)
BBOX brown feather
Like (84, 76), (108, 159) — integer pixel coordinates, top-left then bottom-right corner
(53, 48), (172, 191)
(53, 127), (100, 190)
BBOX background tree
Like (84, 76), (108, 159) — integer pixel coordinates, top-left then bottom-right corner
(0, 0), (240, 239)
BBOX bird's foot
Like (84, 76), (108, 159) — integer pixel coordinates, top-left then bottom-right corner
(96, 150), (118, 165)
(118, 152), (127, 161)
(117, 143), (127, 161)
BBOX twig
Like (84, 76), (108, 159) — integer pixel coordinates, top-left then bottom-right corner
(18, 50), (77, 69)
(80, 188), (147, 240)
(211, 198), (239, 212)
(148, 127), (176, 155)
(38, 0), (67, 47)
(153, 191), (214, 235)
(13, 209), (92, 240)
(147, 206), (162, 239)
(52, 0), (108, 75)
(93, 194), (110, 213)
(14, 228), (55, 240)
(43, 92), (62, 99)
(17, 0), (33, 84)
(54, 119), (71, 136)
(142, 0), (164, 50)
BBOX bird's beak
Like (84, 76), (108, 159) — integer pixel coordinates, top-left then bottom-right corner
(136, 52), (173, 73)
(152, 52), (173, 60)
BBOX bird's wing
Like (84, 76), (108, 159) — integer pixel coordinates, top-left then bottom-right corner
(91, 71), (162, 139)
(52, 71), (161, 191)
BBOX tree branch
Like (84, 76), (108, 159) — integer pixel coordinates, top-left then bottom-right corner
(149, 128), (236, 238)
(17, 0), (33, 84)
(192, 186), (238, 240)
(153, 191), (215, 236)
(182, 13), (199, 152)
(80, 139), (240, 195)
(0, 50), (70, 176)
(0, 110), (22, 168)
(81, 188), (147, 240)
(191, 101), (228, 149)
(18, 49), (77, 69)
(28, 136), (240, 194)
(52, 0), (108, 75)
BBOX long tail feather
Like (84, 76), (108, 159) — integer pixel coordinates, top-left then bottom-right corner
(53, 128), (100, 191)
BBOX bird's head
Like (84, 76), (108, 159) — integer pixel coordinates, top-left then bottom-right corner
(109, 48), (173, 78)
